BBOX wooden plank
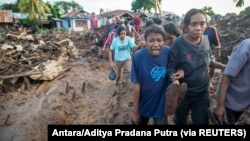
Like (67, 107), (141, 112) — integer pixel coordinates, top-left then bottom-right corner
(0, 72), (42, 79)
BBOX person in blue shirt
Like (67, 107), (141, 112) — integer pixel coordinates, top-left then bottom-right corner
(130, 24), (170, 125)
(213, 38), (250, 125)
(109, 26), (136, 85)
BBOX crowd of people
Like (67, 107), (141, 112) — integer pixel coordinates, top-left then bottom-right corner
(89, 9), (250, 125)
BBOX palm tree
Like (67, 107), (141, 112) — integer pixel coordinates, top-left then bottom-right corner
(131, 0), (162, 16)
(99, 8), (104, 14)
(18, 0), (51, 20)
(234, 0), (244, 7)
(154, 0), (162, 17)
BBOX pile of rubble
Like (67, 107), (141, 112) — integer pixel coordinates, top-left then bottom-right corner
(217, 14), (250, 64)
(0, 27), (106, 93)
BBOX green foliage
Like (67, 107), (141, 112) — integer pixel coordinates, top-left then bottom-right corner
(54, 0), (83, 15)
(244, 6), (250, 15)
(0, 3), (19, 12)
(46, 1), (60, 18)
(18, 0), (51, 20)
(202, 6), (215, 16)
(19, 18), (38, 27)
(131, 0), (161, 13)
(99, 8), (104, 14)
(234, 0), (244, 7)
(239, 11), (245, 15)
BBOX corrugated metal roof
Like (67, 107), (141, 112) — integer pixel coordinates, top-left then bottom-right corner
(98, 9), (136, 18)
(98, 9), (151, 19)
(61, 9), (90, 19)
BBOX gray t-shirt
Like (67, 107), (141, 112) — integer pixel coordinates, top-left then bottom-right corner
(168, 35), (212, 95)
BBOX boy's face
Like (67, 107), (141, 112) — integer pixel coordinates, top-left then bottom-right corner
(146, 33), (164, 56)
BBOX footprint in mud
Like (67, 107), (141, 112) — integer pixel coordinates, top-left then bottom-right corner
(107, 112), (119, 123)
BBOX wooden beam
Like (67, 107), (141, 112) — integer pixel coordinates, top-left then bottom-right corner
(0, 72), (42, 79)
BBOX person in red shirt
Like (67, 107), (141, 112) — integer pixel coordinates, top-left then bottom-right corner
(133, 14), (140, 32)
(90, 12), (98, 34)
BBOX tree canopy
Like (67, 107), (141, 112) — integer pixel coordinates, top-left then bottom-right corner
(131, 0), (162, 14)
(54, 0), (83, 15)
(202, 6), (215, 16)
(18, 0), (51, 20)
(234, 0), (244, 7)
(0, 2), (19, 12)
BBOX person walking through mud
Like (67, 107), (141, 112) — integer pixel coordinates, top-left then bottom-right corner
(204, 15), (222, 92)
(90, 12), (98, 34)
(167, 8), (226, 125)
(109, 26), (136, 85)
(93, 30), (104, 58)
(212, 38), (250, 125)
(130, 24), (169, 125)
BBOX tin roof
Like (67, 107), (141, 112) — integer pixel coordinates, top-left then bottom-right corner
(98, 9), (151, 19)
(60, 9), (90, 19)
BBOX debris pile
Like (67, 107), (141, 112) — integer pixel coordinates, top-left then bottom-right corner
(0, 27), (107, 93)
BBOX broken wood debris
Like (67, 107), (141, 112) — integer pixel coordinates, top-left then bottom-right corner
(0, 27), (107, 94)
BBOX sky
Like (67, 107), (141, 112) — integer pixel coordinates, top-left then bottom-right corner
(1, 0), (250, 16)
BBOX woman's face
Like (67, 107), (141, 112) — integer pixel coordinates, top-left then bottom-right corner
(165, 32), (177, 47)
(186, 13), (207, 41)
(146, 33), (164, 56)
